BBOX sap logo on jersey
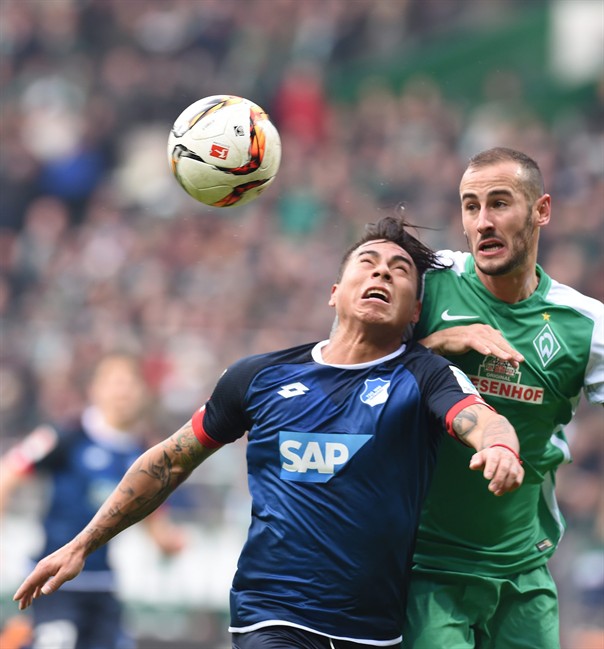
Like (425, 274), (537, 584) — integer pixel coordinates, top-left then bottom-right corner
(279, 431), (372, 483)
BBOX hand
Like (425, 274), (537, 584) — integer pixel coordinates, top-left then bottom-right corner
(421, 325), (524, 367)
(13, 540), (86, 610)
(469, 445), (525, 496)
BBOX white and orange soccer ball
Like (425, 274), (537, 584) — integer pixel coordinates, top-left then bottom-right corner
(167, 95), (281, 208)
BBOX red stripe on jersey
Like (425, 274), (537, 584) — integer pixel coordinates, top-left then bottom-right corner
(191, 407), (223, 449)
(5, 425), (59, 475)
(4, 446), (37, 476)
(445, 395), (494, 438)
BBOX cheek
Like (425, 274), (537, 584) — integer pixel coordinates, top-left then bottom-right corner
(461, 216), (475, 235)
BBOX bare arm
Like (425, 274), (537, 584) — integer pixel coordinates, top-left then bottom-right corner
(452, 403), (524, 497)
(0, 459), (28, 515)
(0, 425), (59, 514)
(421, 324), (524, 367)
(13, 420), (216, 610)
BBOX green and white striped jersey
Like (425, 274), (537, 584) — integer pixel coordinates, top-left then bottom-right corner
(413, 250), (604, 576)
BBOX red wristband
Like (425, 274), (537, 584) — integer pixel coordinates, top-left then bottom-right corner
(489, 443), (522, 464)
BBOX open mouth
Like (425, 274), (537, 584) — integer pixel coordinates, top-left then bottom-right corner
(478, 239), (504, 253)
(362, 288), (390, 303)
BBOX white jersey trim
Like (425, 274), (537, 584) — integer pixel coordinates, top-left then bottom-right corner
(228, 620), (402, 646)
(311, 340), (406, 369)
(546, 280), (604, 404)
(541, 470), (565, 543)
(435, 249), (468, 274)
(550, 426), (572, 464)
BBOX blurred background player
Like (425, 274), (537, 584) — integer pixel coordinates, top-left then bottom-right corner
(404, 147), (604, 649)
(0, 352), (185, 649)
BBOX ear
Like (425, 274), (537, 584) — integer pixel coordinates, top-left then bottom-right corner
(328, 283), (338, 307)
(534, 194), (551, 227)
(411, 299), (422, 324)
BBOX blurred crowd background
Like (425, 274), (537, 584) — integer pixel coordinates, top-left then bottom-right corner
(0, 1), (602, 648)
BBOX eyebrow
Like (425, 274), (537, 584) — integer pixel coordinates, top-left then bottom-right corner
(357, 248), (414, 268)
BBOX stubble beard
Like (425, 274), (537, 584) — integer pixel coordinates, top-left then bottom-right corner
(474, 210), (534, 277)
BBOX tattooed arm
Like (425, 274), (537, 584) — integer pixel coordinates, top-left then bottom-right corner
(13, 420), (216, 610)
(452, 404), (524, 497)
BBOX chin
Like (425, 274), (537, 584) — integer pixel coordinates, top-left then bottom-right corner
(476, 257), (514, 277)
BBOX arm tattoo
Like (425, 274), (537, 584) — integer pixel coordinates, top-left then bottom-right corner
(452, 406), (479, 444)
(479, 414), (517, 450)
(453, 404), (518, 453)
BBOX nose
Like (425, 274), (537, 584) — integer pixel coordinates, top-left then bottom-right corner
(476, 207), (495, 233)
(372, 266), (391, 281)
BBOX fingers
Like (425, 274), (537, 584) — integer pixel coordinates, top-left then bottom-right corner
(14, 574), (65, 610)
(422, 325), (524, 366)
(467, 326), (524, 367)
(469, 449), (524, 496)
(13, 554), (79, 610)
(13, 572), (50, 610)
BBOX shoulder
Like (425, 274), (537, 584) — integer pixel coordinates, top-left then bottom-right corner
(215, 342), (316, 394)
(398, 344), (484, 413)
(422, 251), (471, 294)
(4, 422), (80, 474)
(431, 250), (471, 275)
(398, 341), (453, 375)
(228, 342), (316, 376)
(544, 276), (604, 323)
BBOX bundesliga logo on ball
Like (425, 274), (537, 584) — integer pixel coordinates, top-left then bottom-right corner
(167, 95), (282, 208)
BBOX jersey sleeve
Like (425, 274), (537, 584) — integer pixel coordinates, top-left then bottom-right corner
(4, 425), (61, 475)
(416, 251), (469, 339)
(584, 300), (604, 404)
(411, 349), (494, 438)
(191, 358), (256, 447)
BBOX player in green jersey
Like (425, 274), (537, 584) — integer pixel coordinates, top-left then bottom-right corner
(402, 147), (604, 649)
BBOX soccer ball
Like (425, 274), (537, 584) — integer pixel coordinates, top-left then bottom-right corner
(167, 95), (281, 208)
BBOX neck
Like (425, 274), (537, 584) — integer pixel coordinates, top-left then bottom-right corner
(475, 265), (540, 303)
(323, 327), (404, 365)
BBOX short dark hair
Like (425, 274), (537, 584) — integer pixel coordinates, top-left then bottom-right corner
(467, 147), (544, 203)
(338, 214), (444, 297)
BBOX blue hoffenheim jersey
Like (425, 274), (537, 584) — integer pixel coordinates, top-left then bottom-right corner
(33, 414), (142, 581)
(192, 340), (486, 644)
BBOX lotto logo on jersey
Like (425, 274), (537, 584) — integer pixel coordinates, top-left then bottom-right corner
(279, 431), (372, 483)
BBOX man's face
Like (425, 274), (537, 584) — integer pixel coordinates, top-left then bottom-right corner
(329, 240), (421, 332)
(460, 161), (549, 277)
(89, 358), (149, 430)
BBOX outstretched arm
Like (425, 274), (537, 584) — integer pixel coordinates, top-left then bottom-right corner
(13, 420), (215, 610)
(452, 403), (524, 496)
(421, 324), (524, 367)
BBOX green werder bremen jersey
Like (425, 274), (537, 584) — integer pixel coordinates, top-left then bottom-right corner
(414, 250), (604, 577)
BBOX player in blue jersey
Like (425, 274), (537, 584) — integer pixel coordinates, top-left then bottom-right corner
(12, 216), (524, 648)
(0, 353), (184, 649)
